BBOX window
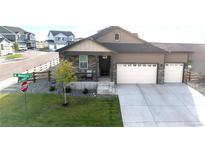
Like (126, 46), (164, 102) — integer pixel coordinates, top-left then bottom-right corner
(79, 55), (88, 69)
(1, 44), (4, 50)
(114, 33), (120, 41)
(55, 37), (60, 41)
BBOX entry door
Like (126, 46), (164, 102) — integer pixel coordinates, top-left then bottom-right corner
(164, 63), (184, 83)
(99, 56), (111, 76)
(117, 64), (158, 84)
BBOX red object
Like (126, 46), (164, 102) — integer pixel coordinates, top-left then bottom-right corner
(21, 81), (28, 92)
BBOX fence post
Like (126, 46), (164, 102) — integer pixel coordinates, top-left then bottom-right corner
(33, 72), (36, 83)
(48, 70), (51, 82)
(189, 71), (191, 81)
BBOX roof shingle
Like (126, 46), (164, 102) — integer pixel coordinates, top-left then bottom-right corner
(100, 43), (166, 53)
(50, 30), (74, 37)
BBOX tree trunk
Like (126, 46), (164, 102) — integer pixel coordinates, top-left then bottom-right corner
(63, 85), (67, 105)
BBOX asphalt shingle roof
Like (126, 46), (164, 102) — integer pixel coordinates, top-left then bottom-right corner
(50, 30), (74, 37)
(0, 38), (5, 43)
(151, 42), (205, 52)
(100, 43), (166, 53)
(2, 26), (28, 33)
(0, 37), (10, 43)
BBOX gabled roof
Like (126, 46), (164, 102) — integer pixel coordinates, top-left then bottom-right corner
(0, 37), (11, 43)
(2, 26), (28, 33)
(101, 43), (166, 53)
(0, 38), (5, 43)
(49, 30), (74, 37)
(89, 26), (146, 42)
(1, 34), (16, 42)
(57, 38), (115, 53)
(58, 26), (166, 53)
(151, 42), (205, 52)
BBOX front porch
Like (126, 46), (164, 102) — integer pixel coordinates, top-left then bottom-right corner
(65, 54), (113, 82)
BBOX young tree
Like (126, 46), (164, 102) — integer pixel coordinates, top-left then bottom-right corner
(12, 42), (19, 51)
(55, 60), (76, 106)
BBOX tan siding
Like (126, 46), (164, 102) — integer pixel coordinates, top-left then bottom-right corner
(165, 53), (188, 63)
(190, 52), (205, 76)
(97, 29), (144, 44)
(113, 53), (164, 63)
(66, 39), (111, 52)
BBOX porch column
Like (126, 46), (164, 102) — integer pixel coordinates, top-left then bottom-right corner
(110, 55), (113, 82)
(95, 55), (99, 81)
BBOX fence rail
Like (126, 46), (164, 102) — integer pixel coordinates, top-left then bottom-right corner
(186, 71), (199, 82)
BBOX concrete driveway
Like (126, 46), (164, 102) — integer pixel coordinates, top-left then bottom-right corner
(117, 84), (205, 127)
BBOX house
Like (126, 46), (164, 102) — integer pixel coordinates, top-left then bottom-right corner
(0, 35), (13, 56)
(36, 41), (48, 49)
(152, 43), (205, 79)
(57, 26), (192, 85)
(47, 30), (75, 51)
(0, 26), (36, 50)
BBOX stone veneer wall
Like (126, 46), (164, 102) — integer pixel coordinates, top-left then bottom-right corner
(64, 55), (97, 80)
(183, 64), (188, 83)
(112, 63), (117, 83)
(157, 63), (164, 84)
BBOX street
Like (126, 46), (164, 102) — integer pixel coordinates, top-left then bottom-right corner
(0, 51), (59, 81)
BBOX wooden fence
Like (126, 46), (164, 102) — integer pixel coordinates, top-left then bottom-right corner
(26, 58), (59, 73)
(28, 71), (53, 83)
(186, 71), (199, 82)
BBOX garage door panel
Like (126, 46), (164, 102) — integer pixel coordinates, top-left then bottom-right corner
(117, 64), (157, 84)
(164, 63), (184, 83)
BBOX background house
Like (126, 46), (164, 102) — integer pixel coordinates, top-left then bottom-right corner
(47, 30), (75, 51)
(0, 35), (13, 56)
(0, 26), (36, 50)
(36, 41), (48, 49)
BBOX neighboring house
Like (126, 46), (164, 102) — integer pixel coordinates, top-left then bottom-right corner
(57, 26), (193, 84)
(36, 41), (48, 49)
(152, 43), (205, 79)
(0, 26), (36, 50)
(0, 35), (13, 56)
(47, 30), (75, 51)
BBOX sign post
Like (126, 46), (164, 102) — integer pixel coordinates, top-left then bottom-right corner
(13, 73), (32, 123)
(21, 81), (29, 122)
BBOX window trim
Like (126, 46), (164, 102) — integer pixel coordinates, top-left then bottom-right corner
(114, 33), (120, 41)
(79, 55), (88, 69)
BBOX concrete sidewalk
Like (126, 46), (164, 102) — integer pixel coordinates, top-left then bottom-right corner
(117, 84), (205, 127)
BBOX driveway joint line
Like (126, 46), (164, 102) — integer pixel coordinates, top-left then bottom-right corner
(136, 84), (158, 127)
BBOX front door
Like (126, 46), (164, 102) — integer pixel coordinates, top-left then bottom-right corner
(99, 56), (111, 76)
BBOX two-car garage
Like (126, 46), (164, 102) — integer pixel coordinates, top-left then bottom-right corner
(117, 64), (158, 84)
(116, 63), (184, 84)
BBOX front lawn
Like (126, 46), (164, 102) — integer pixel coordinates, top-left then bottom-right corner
(0, 93), (123, 127)
(6, 54), (23, 60)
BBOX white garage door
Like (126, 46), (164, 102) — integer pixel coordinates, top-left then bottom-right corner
(164, 63), (184, 83)
(117, 64), (158, 84)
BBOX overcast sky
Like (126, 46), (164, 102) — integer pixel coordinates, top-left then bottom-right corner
(1, 0), (205, 43)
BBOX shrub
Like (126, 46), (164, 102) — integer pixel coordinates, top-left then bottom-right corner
(65, 86), (72, 93)
(49, 86), (55, 91)
(82, 88), (89, 94)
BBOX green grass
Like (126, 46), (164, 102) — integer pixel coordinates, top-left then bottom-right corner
(0, 93), (123, 127)
(6, 54), (23, 60)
